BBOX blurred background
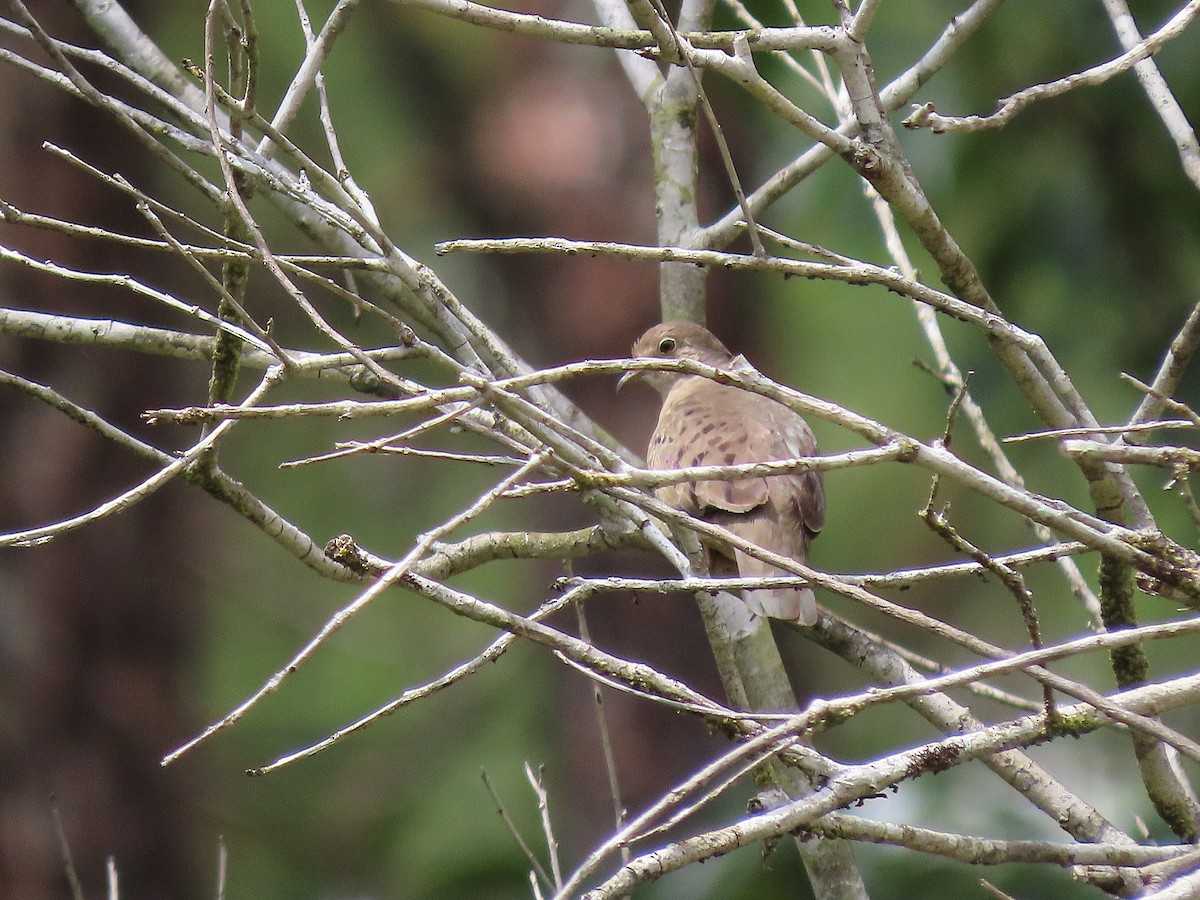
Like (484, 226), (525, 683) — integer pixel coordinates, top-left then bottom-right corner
(1, 0), (1199, 897)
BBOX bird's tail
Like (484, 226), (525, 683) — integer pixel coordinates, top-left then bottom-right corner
(743, 585), (817, 625)
(732, 546), (817, 624)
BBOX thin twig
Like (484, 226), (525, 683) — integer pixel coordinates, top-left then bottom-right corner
(0, 368), (282, 548)
(902, 1), (1200, 134)
(164, 448), (554, 766)
(249, 587), (587, 773)
(106, 856), (118, 900)
(525, 763), (563, 891)
(810, 812), (1187, 866)
(215, 836), (227, 900)
(575, 602), (628, 857)
(1006, 421), (1197, 443)
(51, 800), (85, 900)
(481, 769), (554, 892)
(1100, 0), (1200, 189)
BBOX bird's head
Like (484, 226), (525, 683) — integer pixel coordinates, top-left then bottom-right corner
(617, 321), (735, 396)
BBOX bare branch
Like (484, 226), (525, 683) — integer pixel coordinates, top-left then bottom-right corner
(1126, 298), (1200, 432)
(386, 0), (838, 52)
(0, 368), (282, 548)
(810, 813), (1188, 867)
(1062, 440), (1200, 471)
(163, 447), (555, 766)
(902, 1), (1200, 135)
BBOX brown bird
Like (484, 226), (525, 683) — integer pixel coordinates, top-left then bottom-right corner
(620, 321), (824, 624)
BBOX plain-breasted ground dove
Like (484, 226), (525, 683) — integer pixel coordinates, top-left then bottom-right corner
(622, 321), (825, 624)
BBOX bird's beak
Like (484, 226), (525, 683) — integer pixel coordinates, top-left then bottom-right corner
(616, 368), (640, 393)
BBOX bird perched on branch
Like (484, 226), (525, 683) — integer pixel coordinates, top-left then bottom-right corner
(619, 321), (824, 624)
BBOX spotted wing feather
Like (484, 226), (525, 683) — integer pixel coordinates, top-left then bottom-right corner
(648, 378), (823, 624)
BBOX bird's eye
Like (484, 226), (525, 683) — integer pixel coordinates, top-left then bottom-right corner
(658, 337), (676, 354)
